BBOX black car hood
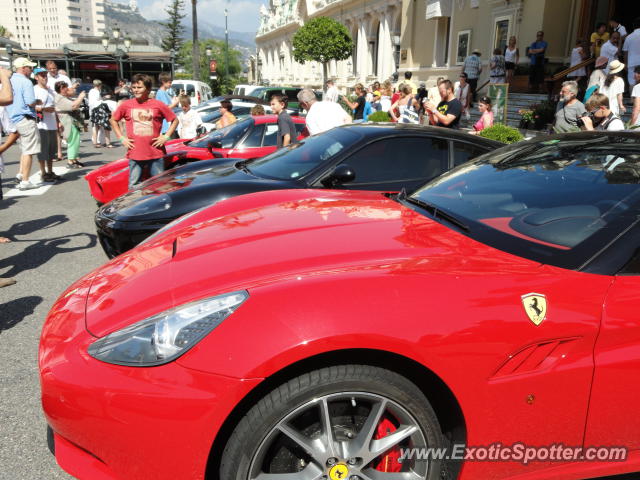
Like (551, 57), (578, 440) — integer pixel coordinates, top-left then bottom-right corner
(100, 162), (297, 221)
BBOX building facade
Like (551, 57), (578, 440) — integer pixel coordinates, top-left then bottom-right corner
(400, 0), (640, 89)
(256, 0), (402, 89)
(0, 0), (105, 50)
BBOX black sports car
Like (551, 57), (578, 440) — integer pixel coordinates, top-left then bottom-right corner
(95, 124), (500, 257)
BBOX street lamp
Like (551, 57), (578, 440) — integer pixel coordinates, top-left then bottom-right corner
(224, 8), (230, 84)
(393, 34), (401, 80)
(205, 46), (212, 58)
(115, 48), (124, 79)
(5, 43), (13, 65)
(63, 46), (70, 74)
(124, 37), (132, 51)
(113, 27), (121, 40)
(101, 34), (109, 51)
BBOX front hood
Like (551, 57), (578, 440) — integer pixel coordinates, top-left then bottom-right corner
(86, 189), (537, 337)
(165, 139), (189, 151)
(169, 189), (538, 307)
(99, 163), (290, 221)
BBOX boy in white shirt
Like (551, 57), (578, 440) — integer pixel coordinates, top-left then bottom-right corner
(177, 95), (203, 139)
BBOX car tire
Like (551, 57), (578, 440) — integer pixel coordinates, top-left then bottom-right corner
(220, 364), (446, 480)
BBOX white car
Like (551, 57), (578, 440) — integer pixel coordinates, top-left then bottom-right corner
(171, 80), (213, 107)
(194, 100), (274, 133)
(232, 84), (264, 96)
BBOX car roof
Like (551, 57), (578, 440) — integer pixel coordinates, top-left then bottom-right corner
(336, 123), (502, 146)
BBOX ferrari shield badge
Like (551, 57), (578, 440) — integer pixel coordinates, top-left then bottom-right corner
(521, 293), (547, 326)
(329, 464), (349, 480)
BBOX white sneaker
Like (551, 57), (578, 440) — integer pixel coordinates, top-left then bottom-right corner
(17, 181), (39, 190)
(15, 173), (23, 182)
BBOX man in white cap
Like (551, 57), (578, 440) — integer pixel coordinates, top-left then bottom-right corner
(6, 57), (41, 190)
(297, 88), (351, 136)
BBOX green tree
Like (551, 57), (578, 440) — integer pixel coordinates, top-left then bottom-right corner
(178, 39), (243, 94)
(292, 17), (353, 87)
(160, 0), (186, 54)
(0, 25), (13, 39)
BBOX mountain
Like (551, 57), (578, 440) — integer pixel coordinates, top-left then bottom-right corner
(103, 0), (256, 59)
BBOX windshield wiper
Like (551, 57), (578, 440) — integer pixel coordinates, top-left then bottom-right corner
(397, 188), (470, 232)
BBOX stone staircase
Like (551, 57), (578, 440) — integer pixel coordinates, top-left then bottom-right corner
(467, 92), (634, 132)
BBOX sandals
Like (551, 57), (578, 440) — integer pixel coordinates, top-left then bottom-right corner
(94, 144), (102, 148)
(106, 144), (115, 148)
(74, 160), (85, 167)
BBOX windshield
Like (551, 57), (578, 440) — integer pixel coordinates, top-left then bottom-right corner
(409, 135), (640, 270)
(188, 118), (253, 148)
(247, 128), (362, 180)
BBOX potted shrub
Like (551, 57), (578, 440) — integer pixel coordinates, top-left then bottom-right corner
(478, 124), (524, 144)
(367, 111), (392, 122)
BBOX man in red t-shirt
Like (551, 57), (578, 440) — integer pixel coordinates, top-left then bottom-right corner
(110, 73), (178, 187)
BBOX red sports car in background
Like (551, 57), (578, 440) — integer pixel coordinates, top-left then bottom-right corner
(41, 132), (640, 480)
(85, 115), (308, 204)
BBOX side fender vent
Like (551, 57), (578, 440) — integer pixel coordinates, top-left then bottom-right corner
(491, 337), (580, 379)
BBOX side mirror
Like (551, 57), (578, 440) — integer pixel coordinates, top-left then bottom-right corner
(207, 141), (224, 159)
(326, 164), (355, 187)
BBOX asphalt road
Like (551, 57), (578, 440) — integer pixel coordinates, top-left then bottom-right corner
(0, 133), (121, 480)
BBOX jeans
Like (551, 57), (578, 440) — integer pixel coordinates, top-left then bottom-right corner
(129, 158), (164, 188)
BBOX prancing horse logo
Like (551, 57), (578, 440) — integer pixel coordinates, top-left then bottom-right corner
(329, 464), (349, 480)
(521, 293), (547, 326)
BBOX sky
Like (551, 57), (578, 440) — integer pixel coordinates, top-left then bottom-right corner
(115, 0), (264, 34)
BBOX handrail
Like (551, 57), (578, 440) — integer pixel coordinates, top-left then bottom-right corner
(547, 57), (595, 82)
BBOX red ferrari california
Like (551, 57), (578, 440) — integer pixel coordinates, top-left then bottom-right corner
(85, 115), (307, 205)
(41, 132), (640, 480)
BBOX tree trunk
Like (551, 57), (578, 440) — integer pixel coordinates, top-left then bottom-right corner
(322, 62), (328, 91)
(191, 0), (200, 80)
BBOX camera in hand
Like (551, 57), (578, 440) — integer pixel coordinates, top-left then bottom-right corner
(576, 111), (595, 128)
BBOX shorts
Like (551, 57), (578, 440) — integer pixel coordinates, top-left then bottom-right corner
(38, 129), (58, 161)
(505, 61), (515, 71)
(15, 117), (41, 155)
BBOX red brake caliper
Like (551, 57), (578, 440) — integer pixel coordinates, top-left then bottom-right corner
(371, 416), (402, 472)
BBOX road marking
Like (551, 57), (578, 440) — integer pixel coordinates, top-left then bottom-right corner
(4, 165), (73, 198)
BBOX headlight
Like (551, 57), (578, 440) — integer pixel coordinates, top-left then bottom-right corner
(88, 291), (248, 366)
(120, 193), (172, 217)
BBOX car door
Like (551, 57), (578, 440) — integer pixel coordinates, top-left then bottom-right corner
(328, 136), (450, 191)
(584, 260), (640, 452)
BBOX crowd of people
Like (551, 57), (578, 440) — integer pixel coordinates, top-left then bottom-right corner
(552, 16), (640, 132)
(318, 71), (494, 134)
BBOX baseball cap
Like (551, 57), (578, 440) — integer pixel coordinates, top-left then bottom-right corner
(34, 67), (47, 75)
(13, 57), (37, 69)
(472, 49), (482, 55)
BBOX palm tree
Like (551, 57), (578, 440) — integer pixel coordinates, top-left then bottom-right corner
(0, 25), (13, 39)
(191, 0), (200, 80)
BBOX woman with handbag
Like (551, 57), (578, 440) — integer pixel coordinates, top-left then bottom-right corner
(390, 85), (420, 124)
(54, 81), (86, 169)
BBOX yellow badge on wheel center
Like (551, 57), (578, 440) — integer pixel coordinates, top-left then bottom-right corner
(329, 463), (349, 480)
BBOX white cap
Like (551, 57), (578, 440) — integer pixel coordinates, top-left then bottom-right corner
(13, 57), (37, 69)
